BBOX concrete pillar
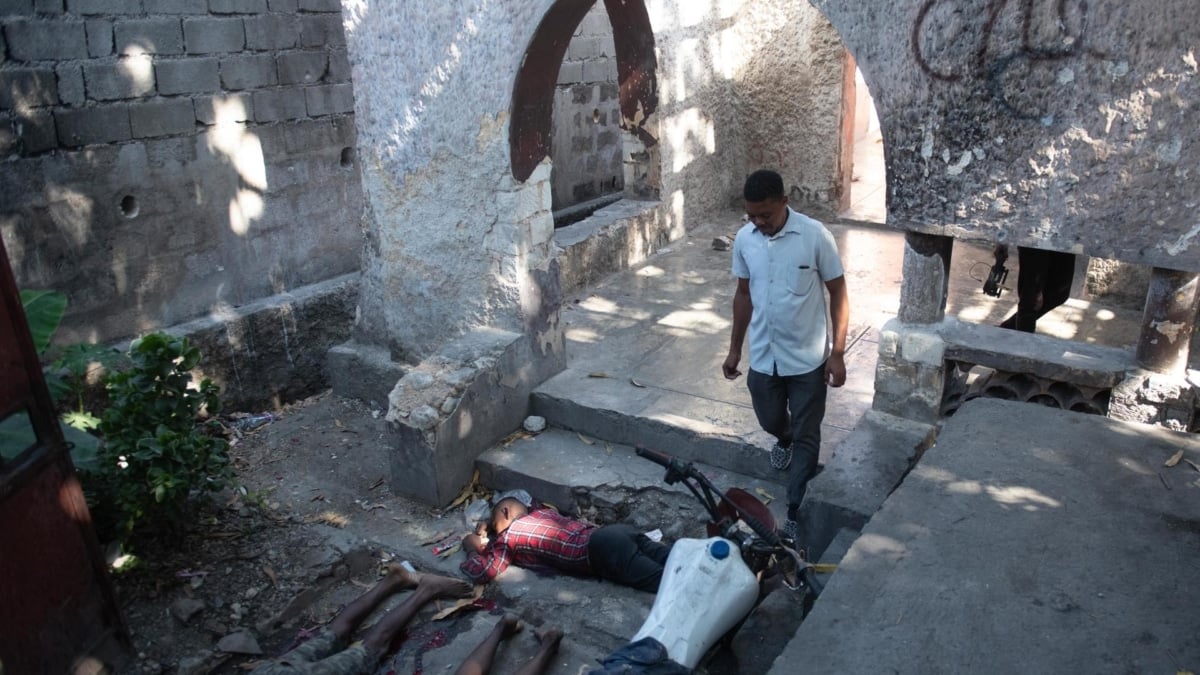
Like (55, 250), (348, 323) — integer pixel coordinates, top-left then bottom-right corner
(898, 231), (953, 324)
(1135, 267), (1200, 375)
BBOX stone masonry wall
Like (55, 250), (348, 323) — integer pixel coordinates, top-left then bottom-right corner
(551, 2), (623, 214)
(0, 0), (362, 353)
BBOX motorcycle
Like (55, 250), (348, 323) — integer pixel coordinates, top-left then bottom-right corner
(600, 445), (823, 672)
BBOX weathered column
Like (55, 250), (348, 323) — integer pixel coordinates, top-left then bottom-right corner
(898, 231), (953, 324)
(1136, 268), (1200, 375)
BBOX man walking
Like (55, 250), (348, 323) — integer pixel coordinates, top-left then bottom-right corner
(722, 169), (850, 543)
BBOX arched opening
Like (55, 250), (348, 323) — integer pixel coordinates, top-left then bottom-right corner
(510, 0), (659, 218)
(840, 63), (886, 223)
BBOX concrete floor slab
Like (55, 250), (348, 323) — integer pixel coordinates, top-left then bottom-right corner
(773, 398), (1200, 674)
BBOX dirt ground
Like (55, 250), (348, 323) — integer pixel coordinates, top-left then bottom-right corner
(111, 390), (507, 675)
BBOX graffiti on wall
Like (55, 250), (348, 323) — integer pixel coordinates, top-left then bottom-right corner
(912, 0), (1108, 119)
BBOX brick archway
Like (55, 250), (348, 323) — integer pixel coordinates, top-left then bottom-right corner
(510, 0), (658, 182)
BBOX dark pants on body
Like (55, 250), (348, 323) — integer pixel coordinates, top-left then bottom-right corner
(588, 524), (672, 593)
(1000, 247), (1076, 333)
(747, 364), (827, 517)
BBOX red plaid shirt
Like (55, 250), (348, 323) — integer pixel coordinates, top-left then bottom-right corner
(460, 508), (595, 583)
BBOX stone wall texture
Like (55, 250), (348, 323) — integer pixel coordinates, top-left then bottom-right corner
(0, 0), (362, 348)
(551, 2), (623, 213)
(814, 0), (1200, 271)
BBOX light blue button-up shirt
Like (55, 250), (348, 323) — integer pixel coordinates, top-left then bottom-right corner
(732, 207), (844, 377)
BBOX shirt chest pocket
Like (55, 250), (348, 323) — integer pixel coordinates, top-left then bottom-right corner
(786, 265), (819, 296)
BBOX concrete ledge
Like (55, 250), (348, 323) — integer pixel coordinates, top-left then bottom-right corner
(170, 274), (358, 411)
(326, 340), (406, 409)
(939, 318), (1134, 388)
(387, 327), (566, 506)
(554, 198), (671, 295)
(799, 409), (936, 558)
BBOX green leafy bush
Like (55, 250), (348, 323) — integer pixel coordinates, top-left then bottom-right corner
(94, 333), (233, 541)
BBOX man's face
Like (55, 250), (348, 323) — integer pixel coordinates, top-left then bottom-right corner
(744, 196), (788, 236)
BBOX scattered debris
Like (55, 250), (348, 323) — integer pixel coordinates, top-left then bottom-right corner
(630, 379), (646, 388)
(523, 415), (547, 433)
(755, 487), (775, 505)
(216, 631), (262, 656)
(308, 511), (348, 528)
(430, 585), (486, 621)
(170, 597), (207, 624)
(577, 433), (595, 446)
(1165, 449), (1185, 467)
(711, 235), (733, 251)
(229, 413), (276, 432)
(588, 371), (610, 378)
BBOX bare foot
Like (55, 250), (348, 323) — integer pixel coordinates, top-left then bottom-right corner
(534, 627), (563, 651)
(499, 614), (523, 639)
(383, 563), (421, 590)
(417, 572), (474, 599)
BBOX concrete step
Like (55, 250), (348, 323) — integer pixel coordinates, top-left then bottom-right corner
(474, 427), (791, 539)
(531, 368), (778, 482)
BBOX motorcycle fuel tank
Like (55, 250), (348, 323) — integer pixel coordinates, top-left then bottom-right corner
(631, 537), (759, 669)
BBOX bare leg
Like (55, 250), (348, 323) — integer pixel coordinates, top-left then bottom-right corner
(326, 563), (420, 641)
(360, 572), (474, 654)
(455, 615), (523, 675)
(513, 627), (563, 675)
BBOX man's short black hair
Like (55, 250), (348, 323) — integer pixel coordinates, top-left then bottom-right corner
(744, 169), (784, 202)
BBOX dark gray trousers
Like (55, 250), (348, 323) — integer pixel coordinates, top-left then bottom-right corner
(747, 364), (827, 515)
(588, 524), (672, 593)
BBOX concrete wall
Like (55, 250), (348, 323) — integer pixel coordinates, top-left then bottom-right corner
(551, 2), (623, 213)
(815, 0), (1200, 271)
(0, 0), (363, 406)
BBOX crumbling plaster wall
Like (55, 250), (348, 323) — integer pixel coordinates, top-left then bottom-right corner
(814, 0), (1200, 271)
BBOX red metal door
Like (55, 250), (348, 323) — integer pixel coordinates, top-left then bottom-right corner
(0, 238), (130, 674)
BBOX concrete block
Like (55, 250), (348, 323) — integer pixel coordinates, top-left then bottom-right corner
(183, 16), (244, 53)
(55, 104), (130, 146)
(208, 0), (265, 13)
(67, 0), (140, 13)
(267, 0), (295, 9)
(14, 108), (55, 153)
(142, 0), (206, 12)
(304, 82), (352, 116)
(326, 48), (350, 82)
(297, 0), (338, 10)
(84, 57), (155, 101)
(0, 0), (33, 15)
(251, 87), (305, 122)
(115, 18), (184, 55)
(276, 50), (326, 84)
(877, 323), (900, 358)
(55, 64), (84, 105)
(34, 0), (61, 13)
(4, 19), (87, 60)
(900, 330), (945, 366)
(298, 13), (342, 48)
(85, 19), (112, 57)
(129, 97), (194, 137)
(0, 68), (57, 110)
(0, 31), (6, 66)
(193, 91), (251, 123)
(556, 60), (583, 85)
(326, 341), (406, 409)
(219, 53), (276, 89)
(155, 56), (219, 95)
(243, 13), (297, 50)
(583, 57), (611, 83)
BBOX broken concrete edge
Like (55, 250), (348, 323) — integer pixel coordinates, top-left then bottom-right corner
(554, 197), (673, 296)
(1109, 367), (1199, 430)
(799, 409), (936, 561)
(326, 339), (407, 410)
(386, 327), (566, 505)
(529, 389), (777, 482)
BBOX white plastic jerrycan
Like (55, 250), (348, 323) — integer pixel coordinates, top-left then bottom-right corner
(631, 536), (759, 670)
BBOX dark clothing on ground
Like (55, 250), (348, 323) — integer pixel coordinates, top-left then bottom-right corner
(747, 364), (827, 512)
(587, 637), (692, 675)
(1001, 247), (1076, 333)
(251, 629), (375, 675)
(587, 524), (672, 593)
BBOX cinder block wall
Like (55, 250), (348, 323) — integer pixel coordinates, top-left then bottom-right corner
(0, 0), (363, 408)
(550, 2), (623, 214)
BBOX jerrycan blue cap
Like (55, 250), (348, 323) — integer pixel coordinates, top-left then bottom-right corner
(709, 539), (731, 560)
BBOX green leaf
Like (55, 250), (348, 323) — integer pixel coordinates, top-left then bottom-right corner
(19, 290), (67, 356)
(63, 409), (101, 431)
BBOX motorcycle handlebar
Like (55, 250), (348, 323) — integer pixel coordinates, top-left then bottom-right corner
(634, 445), (674, 469)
